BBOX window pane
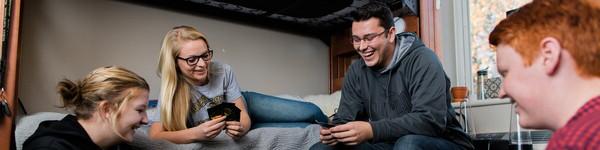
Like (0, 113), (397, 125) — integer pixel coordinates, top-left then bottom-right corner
(469, 0), (531, 98)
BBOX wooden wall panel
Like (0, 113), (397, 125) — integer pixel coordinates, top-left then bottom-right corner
(419, 0), (442, 60)
(329, 28), (354, 93)
(0, 0), (21, 149)
(403, 15), (420, 37)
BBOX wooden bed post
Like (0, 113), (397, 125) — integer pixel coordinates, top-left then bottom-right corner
(0, 0), (22, 149)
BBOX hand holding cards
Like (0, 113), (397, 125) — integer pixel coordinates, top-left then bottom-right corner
(208, 102), (241, 122)
(315, 120), (337, 128)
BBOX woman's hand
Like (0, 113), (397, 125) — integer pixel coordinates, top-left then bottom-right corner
(225, 97), (251, 140)
(225, 121), (247, 139)
(191, 116), (226, 141)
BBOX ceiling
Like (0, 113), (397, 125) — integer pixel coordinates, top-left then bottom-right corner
(123, 0), (417, 38)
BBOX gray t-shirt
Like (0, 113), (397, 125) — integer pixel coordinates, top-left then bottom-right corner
(150, 61), (243, 126)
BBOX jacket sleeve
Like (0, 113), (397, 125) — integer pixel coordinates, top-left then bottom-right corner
(332, 62), (365, 124)
(23, 137), (77, 150)
(370, 49), (450, 142)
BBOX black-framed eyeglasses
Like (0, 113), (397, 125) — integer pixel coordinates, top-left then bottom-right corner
(351, 30), (387, 45)
(177, 49), (213, 66)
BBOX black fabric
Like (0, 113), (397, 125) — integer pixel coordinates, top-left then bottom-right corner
(135, 0), (418, 30)
(332, 33), (474, 150)
(23, 115), (131, 150)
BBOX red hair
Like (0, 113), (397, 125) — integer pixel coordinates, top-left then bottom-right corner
(489, 0), (600, 77)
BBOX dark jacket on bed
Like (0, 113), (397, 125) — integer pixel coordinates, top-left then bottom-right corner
(332, 32), (474, 149)
(23, 114), (131, 150)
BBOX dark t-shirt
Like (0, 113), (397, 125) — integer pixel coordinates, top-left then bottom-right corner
(23, 114), (130, 150)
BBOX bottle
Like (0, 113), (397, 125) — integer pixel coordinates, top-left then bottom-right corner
(477, 70), (488, 100)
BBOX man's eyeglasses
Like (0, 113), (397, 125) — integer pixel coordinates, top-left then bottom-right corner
(351, 30), (387, 45)
(177, 49), (213, 66)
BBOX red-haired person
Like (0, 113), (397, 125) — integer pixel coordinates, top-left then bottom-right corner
(489, 0), (600, 149)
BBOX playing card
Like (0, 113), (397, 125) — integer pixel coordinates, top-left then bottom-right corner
(207, 102), (240, 121)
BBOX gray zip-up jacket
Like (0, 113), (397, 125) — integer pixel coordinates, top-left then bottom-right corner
(333, 32), (474, 149)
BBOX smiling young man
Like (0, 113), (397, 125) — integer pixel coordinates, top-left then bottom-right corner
(310, 2), (473, 150)
(489, 0), (600, 149)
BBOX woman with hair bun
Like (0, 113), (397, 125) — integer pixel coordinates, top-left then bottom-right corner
(23, 66), (150, 150)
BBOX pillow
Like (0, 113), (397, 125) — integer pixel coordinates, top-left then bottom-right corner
(15, 112), (68, 150)
(302, 91), (342, 117)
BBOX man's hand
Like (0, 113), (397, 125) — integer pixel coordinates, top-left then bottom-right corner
(319, 127), (338, 146)
(225, 121), (247, 140)
(330, 121), (373, 145)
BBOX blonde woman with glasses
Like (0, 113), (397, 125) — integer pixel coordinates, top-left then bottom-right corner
(149, 25), (251, 144)
(23, 66), (150, 150)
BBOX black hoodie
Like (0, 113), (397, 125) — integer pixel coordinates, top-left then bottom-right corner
(23, 115), (130, 150)
(333, 32), (474, 149)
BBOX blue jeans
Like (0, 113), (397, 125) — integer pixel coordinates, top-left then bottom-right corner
(310, 135), (466, 150)
(242, 91), (329, 129)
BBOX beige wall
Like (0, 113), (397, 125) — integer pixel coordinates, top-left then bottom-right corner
(18, 0), (329, 113)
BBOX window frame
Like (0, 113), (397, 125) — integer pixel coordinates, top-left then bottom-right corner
(452, 0), (475, 98)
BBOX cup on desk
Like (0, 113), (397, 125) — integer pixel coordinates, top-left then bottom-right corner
(509, 103), (533, 150)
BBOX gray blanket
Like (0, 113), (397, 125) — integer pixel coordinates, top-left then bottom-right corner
(132, 125), (322, 150)
(16, 112), (322, 150)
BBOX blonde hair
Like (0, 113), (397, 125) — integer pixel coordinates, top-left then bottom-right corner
(157, 25), (210, 131)
(57, 66), (149, 138)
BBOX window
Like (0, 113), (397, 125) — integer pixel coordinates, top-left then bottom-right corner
(452, 0), (531, 99)
(469, 0), (531, 82)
